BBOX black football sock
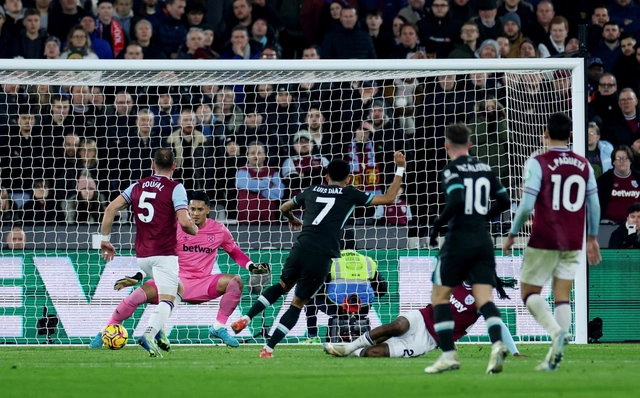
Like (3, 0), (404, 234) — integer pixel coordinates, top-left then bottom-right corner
(480, 302), (503, 344)
(246, 283), (286, 320)
(267, 305), (302, 350)
(306, 305), (318, 337)
(433, 304), (455, 352)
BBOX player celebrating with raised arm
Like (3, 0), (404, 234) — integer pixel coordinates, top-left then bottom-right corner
(99, 148), (199, 357)
(425, 123), (511, 375)
(90, 191), (270, 350)
(231, 153), (407, 358)
(503, 112), (601, 371)
(324, 276), (523, 359)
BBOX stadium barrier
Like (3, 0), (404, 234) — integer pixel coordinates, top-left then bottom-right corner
(1, 249), (632, 345)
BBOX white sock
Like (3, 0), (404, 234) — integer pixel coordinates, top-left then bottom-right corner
(145, 300), (173, 339)
(263, 345), (273, 353)
(170, 294), (182, 316)
(241, 315), (250, 322)
(554, 303), (572, 333)
(351, 348), (364, 357)
(344, 331), (374, 354)
(526, 294), (562, 337)
(213, 321), (225, 330)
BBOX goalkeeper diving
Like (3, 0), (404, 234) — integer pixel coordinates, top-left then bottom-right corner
(324, 276), (523, 358)
(90, 191), (270, 349)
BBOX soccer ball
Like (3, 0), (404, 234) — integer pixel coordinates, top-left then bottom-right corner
(102, 324), (128, 350)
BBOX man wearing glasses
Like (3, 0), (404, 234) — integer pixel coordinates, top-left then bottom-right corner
(591, 73), (623, 131)
(612, 88), (640, 146)
(597, 145), (640, 223)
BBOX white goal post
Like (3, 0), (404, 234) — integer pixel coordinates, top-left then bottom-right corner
(0, 58), (587, 345)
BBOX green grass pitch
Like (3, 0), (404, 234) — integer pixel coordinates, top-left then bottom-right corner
(2, 344), (640, 398)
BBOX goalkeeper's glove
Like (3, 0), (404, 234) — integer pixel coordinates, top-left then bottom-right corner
(429, 220), (441, 248)
(248, 262), (271, 275)
(114, 272), (144, 291)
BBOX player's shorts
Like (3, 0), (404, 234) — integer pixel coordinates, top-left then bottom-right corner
(137, 255), (179, 295)
(146, 274), (224, 305)
(280, 246), (332, 301)
(433, 238), (496, 287)
(521, 247), (581, 286)
(386, 310), (438, 358)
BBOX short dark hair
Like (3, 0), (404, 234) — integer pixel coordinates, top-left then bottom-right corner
(327, 159), (351, 182)
(24, 8), (40, 19)
(628, 202), (640, 215)
(445, 123), (471, 146)
(546, 112), (572, 140)
(154, 148), (175, 171)
(341, 5), (357, 14)
(366, 9), (382, 18)
(50, 94), (69, 104)
(603, 21), (620, 30)
(613, 145), (634, 165)
(189, 191), (211, 207)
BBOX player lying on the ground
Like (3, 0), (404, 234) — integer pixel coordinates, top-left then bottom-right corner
(90, 191), (270, 350)
(324, 276), (522, 358)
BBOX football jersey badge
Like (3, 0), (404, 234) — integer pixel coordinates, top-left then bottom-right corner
(444, 170), (451, 178)
(465, 295), (475, 305)
(633, 181), (638, 188)
(207, 234), (215, 243)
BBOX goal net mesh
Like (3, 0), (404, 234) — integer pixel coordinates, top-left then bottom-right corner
(0, 65), (574, 345)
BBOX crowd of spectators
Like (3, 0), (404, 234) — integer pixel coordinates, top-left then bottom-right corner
(1, 0), (640, 246)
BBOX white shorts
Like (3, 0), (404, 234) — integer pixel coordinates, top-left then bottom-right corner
(386, 310), (438, 358)
(521, 247), (580, 286)
(138, 256), (179, 295)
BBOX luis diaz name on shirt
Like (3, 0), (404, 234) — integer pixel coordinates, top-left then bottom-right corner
(313, 186), (343, 194)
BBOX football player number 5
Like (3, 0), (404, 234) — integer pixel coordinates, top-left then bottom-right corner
(312, 197), (335, 225)
(551, 174), (585, 212)
(138, 191), (157, 223)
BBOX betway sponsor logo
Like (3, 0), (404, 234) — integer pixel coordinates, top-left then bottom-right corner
(450, 295), (468, 313)
(182, 244), (214, 254)
(612, 189), (640, 198)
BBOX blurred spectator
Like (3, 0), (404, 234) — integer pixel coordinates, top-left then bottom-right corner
(64, 170), (105, 223)
(177, 27), (204, 59)
(148, 0), (186, 59)
(321, 6), (376, 59)
(3, 0), (25, 37)
(199, 25), (219, 58)
(450, 0), (477, 26)
(586, 122), (613, 179)
(81, 14), (114, 59)
(347, 121), (381, 195)
(194, 103), (214, 139)
(498, 0), (534, 32)
(94, 0), (126, 58)
(612, 35), (638, 91)
(470, 97), (510, 190)
(0, 7), (18, 58)
(390, 15), (407, 47)
(266, 84), (301, 137)
(235, 141), (284, 224)
(611, 88), (640, 147)
(519, 39), (539, 58)
(150, 86), (179, 137)
(501, 12), (526, 58)
(184, 2), (205, 29)
(117, 108), (162, 184)
(384, 186), (412, 226)
(528, 0), (555, 46)
(213, 86), (243, 135)
(281, 130), (329, 197)
(497, 36), (510, 57)
(389, 23), (420, 59)
(222, 0), (254, 43)
(137, 0), (159, 21)
(251, 17), (279, 52)
(365, 9), (391, 60)
(250, 83), (273, 113)
(249, 0), (283, 33)
(472, 0), (501, 42)
(416, 0), (458, 58)
(48, 0), (84, 44)
(588, 5), (609, 51)
(449, 22), (480, 59)
(296, 78), (331, 113)
(40, 94), (72, 144)
(369, 99), (406, 186)
(165, 108), (212, 192)
(608, 202), (640, 249)
(78, 138), (110, 197)
(591, 22), (622, 73)
(475, 39), (500, 58)
(35, 0), (51, 30)
(588, 57), (605, 97)
(107, 91), (136, 139)
(3, 226), (26, 250)
(60, 26), (100, 59)
(598, 145), (640, 223)
(133, 19), (166, 59)
(16, 8), (48, 59)
(609, 0), (640, 38)
(28, 84), (51, 116)
(591, 73), (622, 137)
(302, 0), (343, 48)
(51, 132), (82, 201)
(234, 110), (281, 166)
(0, 84), (28, 126)
(539, 16), (569, 58)
(259, 45), (279, 59)
(213, 136), (243, 221)
(219, 25), (261, 59)
(113, 0), (133, 38)
(43, 36), (60, 58)
(22, 179), (62, 224)
(398, 0), (427, 25)
(6, 105), (44, 193)
(123, 42), (143, 59)
(0, 188), (19, 225)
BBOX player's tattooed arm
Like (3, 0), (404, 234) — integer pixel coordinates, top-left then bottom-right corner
(280, 200), (303, 230)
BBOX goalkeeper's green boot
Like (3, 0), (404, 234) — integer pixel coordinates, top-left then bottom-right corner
(304, 336), (321, 344)
(155, 329), (171, 352)
(138, 335), (163, 358)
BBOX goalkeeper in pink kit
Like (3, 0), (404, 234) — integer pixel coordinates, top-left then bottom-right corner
(90, 191), (270, 349)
